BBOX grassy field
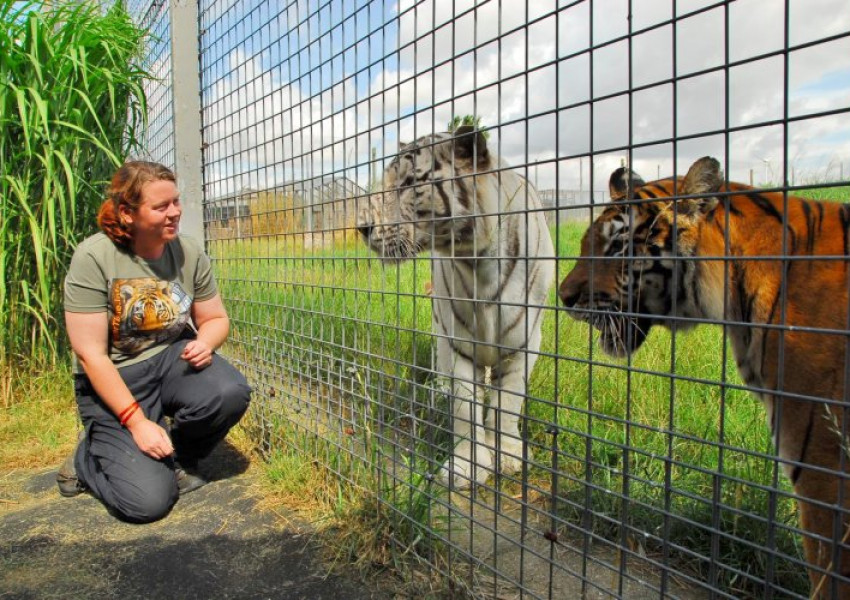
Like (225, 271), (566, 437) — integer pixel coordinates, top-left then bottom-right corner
(9, 185), (849, 598)
(212, 189), (850, 598)
(0, 361), (78, 471)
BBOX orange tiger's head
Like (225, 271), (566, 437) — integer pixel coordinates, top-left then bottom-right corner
(558, 157), (723, 357)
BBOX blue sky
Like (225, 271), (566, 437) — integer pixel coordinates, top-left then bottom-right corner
(183, 0), (850, 197)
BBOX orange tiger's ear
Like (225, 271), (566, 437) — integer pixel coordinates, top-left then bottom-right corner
(681, 156), (722, 216)
(608, 167), (646, 201)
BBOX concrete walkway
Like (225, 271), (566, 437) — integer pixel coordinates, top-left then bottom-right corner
(0, 442), (390, 600)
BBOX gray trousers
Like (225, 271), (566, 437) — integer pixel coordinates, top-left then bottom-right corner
(73, 339), (251, 523)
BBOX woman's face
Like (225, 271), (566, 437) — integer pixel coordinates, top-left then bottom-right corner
(124, 179), (182, 248)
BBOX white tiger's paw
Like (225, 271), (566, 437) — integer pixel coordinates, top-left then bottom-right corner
(439, 447), (494, 489)
(490, 434), (522, 475)
(497, 451), (523, 476)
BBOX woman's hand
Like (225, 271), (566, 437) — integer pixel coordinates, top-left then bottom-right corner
(126, 418), (174, 459)
(188, 295), (230, 369)
(66, 311), (175, 459)
(181, 339), (214, 369)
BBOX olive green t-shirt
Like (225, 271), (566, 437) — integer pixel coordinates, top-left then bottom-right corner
(63, 232), (218, 371)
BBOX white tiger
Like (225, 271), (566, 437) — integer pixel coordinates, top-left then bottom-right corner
(357, 127), (555, 488)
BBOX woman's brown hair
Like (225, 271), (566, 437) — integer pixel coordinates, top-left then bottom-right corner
(97, 161), (176, 248)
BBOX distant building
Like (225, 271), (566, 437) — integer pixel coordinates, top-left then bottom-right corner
(537, 189), (607, 224)
(205, 176), (367, 243)
(291, 176), (367, 233)
(204, 193), (250, 240)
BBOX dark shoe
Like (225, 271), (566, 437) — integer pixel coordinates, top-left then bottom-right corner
(56, 430), (86, 498)
(175, 459), (207, 496)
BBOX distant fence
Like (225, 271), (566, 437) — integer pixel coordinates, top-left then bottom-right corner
(129, 2), (850, 598)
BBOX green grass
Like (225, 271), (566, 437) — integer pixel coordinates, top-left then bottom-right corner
(796, 184), (850, 202)
(8, 184), (849, 596)
(211, 215), (826, 597)
(204, 185), (849, 595)
(0, 360), (77, 471)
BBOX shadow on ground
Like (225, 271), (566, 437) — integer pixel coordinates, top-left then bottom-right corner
(0, 440), (390, 600)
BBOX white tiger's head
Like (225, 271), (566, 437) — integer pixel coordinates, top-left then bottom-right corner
(356, 126), (491, 262)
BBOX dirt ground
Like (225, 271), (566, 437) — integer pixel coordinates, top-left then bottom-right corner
(1, 435), (716, 600)
(0, 441), (391, 600)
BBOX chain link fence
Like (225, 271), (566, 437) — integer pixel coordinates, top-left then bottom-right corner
(129, 1), (850, 598)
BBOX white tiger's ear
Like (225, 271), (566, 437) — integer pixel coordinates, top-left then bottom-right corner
(681, 156), (722, 215)
(453, 125), (488, 162)
(608, 167), (645, 202)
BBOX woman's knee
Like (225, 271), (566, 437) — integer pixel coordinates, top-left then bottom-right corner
(108, 473), (178, 524)
(220, 371), (251, 416)
(219, 378), (251, 421)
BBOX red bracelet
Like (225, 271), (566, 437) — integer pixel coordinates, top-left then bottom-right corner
(118, 402), (140, 426)
(117, 401), (138, 421)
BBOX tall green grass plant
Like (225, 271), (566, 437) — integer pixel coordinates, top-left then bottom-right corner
(0, 0), (149, 368)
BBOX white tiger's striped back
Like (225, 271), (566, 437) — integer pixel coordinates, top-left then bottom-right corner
(430, 163), (553, 366)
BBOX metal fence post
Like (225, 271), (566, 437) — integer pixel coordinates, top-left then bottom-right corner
(169, 0), (203, 244)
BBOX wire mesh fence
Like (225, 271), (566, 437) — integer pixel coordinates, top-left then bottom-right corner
(130, 1), (850, 598)
(127, 0), (174, 165)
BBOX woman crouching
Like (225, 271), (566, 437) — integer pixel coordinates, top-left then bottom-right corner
(57, 161), (251, 523)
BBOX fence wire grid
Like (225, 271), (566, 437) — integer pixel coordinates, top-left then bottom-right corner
(130, 1), (850, 598)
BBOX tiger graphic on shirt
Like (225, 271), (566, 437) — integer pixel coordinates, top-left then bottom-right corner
(110, 277), (192, 355)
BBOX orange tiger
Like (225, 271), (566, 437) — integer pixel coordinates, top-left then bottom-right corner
(559, 156), (850, 598)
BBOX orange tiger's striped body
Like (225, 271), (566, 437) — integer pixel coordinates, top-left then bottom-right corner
(559, 156), (850, 597)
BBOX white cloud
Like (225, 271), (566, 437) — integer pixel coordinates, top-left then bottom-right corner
(199, 0), (850, 198)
